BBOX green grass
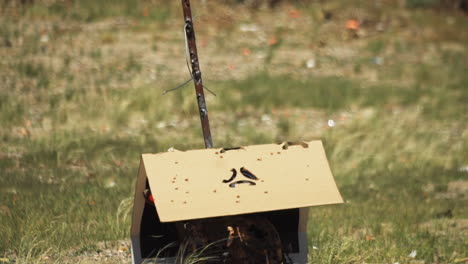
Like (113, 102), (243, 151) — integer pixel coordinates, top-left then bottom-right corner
(5, 0), (172, 23)
(213, 73), (424, 111)
(0, 0), (467, 263)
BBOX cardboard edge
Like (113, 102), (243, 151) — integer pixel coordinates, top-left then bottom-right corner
(315, 140), (344, 204)
(130, 157), (147, 264)
(158, 200), (343, 223)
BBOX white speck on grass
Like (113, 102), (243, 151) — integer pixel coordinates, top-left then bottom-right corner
(312, 246), (318, 250)
(150, 69), (157, 80)
(168, 120), (178, 127)
(306, 58), (316, 68)
(261, 114), (272, 124)
(40, 34), (49, 43)
(459, 165), (468, 172)
(408, 250), (417, 258)
(372, 56), (384, 65)
(156, 121), (166, 129)
(328, 119), (335, 127)
(239, 24), (259, 32)
(105, 180), (116, 189)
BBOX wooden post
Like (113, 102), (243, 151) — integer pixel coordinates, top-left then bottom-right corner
(181, 0), (213, 149)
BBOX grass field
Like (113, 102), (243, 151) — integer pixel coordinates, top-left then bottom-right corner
(0, 0), (467, 263)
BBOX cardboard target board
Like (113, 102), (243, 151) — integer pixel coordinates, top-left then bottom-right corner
(131, 140), (343, 263)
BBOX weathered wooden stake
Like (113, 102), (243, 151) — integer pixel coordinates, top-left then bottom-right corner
(181, 0), (213, 148)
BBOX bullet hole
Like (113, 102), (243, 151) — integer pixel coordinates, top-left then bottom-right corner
(240, 167), (257, 180)
(283, 142), (309, 149)
(220, 147), (243, 153)
(229, 181), (256, 188)
(223, 169), (237, 183)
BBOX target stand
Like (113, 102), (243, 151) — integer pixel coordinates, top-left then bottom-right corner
(130, 140), (343, 264)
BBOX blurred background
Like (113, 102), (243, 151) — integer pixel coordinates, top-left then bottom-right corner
(0, 0), (467, 263)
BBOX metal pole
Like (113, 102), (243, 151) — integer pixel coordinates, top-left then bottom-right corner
(181, 0), (214, 148)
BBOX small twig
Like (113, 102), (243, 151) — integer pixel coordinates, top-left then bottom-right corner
(163, 79), (216, 96)
(202, 84), (216, 96)
(163, 77), (193, 94)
